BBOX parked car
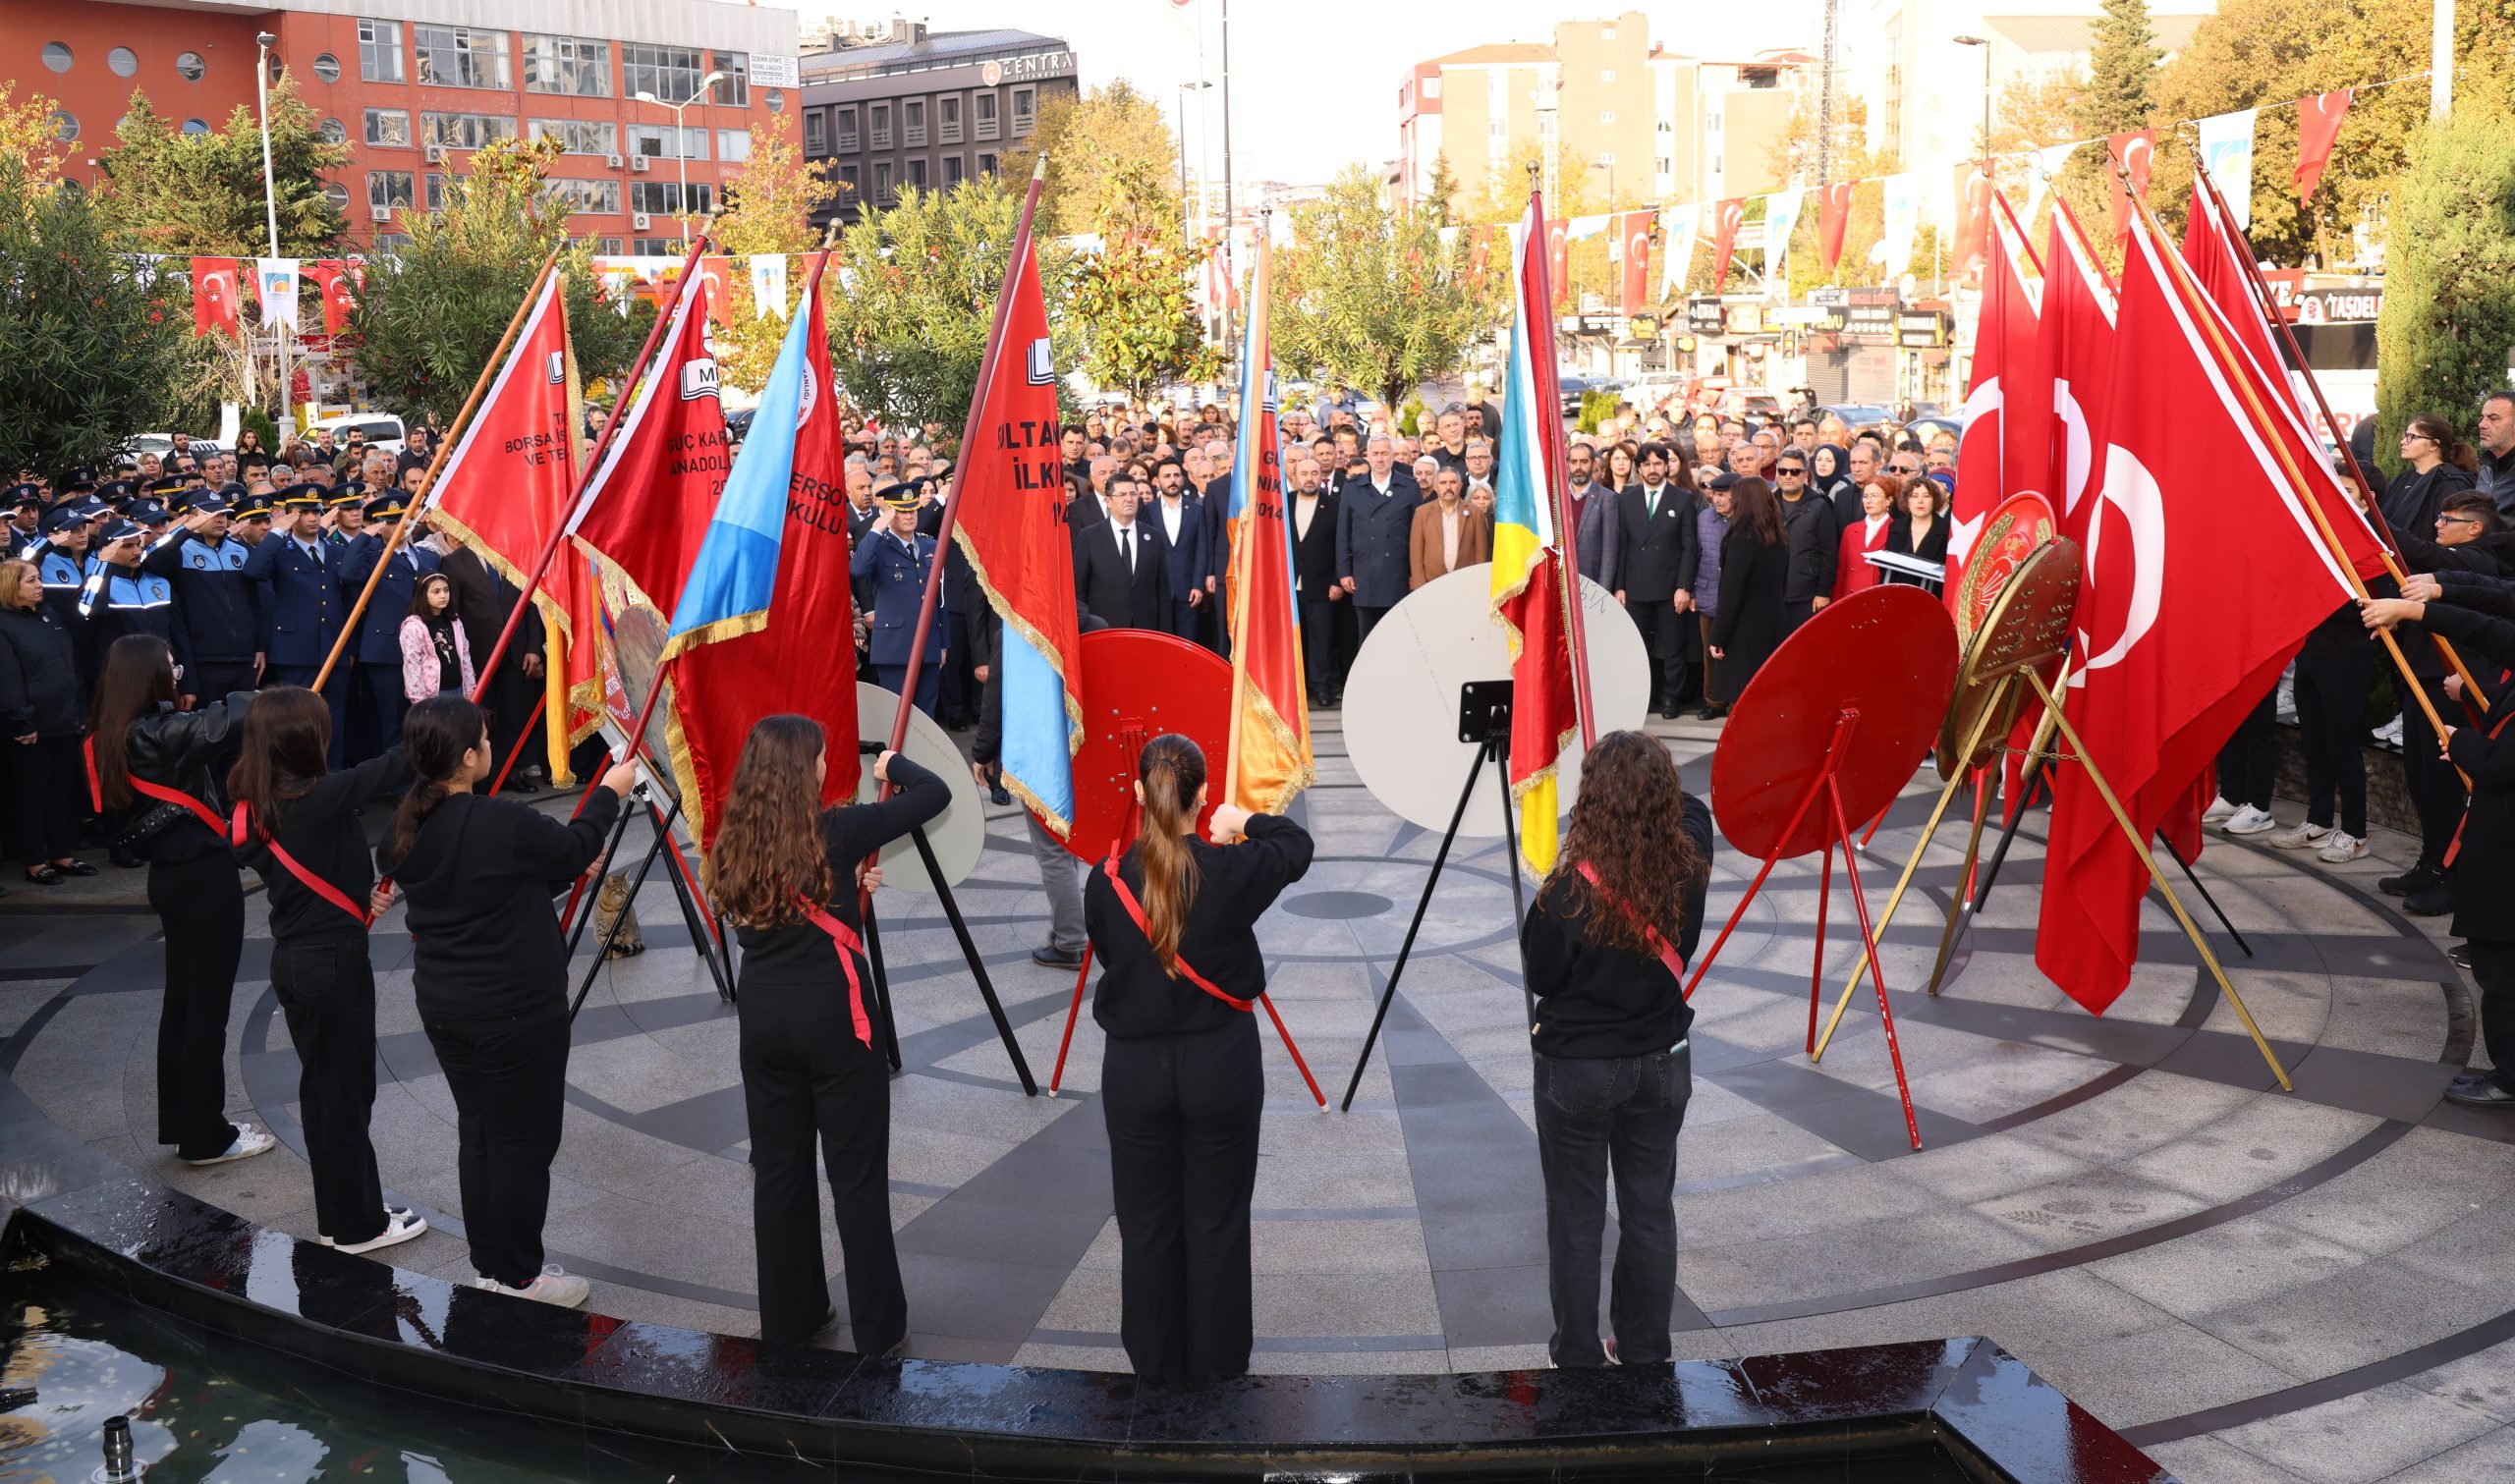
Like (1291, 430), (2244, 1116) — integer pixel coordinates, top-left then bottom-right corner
(1904, 413), (1969, 449)
(1816, 404), (1897, 434)
(309, 412), (407, 456)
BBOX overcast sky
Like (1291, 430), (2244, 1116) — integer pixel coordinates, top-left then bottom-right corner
(916, 1), (1825, 186)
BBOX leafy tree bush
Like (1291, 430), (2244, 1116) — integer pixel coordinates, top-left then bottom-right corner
(2373, 113), (2515, 467)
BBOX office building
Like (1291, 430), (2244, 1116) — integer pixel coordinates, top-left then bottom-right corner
(795, 25), (1077, 225)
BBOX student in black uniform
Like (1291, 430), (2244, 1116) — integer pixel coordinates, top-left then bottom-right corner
(227, 686), (426, 1253)
(1087, 734), (1313, 1384)
(1521, 730), (1712, 1367)
(704, 717), (948, 1350)
(88, 634), (264, 1164)
(382, 693), (635, 1307)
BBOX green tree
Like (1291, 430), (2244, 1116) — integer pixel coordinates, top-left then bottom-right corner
(708, 111), (841, 391)
(0, 80), (69, 194)
(2079, 0), (2160, 136)
(0, 161), (200, 473)
(999, 80), (1180, 238)
(97, 74), (348, 256)
(1271, 164), (1492, 414)
(822, 179), (1081, 438)
(2373, 113), (2515, 474)
(347, 138), (651, 427)
(1069, 160), (1220, 400)
(1422, 151), (1462, 227)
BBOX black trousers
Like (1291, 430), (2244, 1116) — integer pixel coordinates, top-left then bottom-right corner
(1101, 1014), (1262, 1385)
(265, 664), (350, 770)
(189, 660), (258, 702)
(272, 931), (387, 1243)
(1625, 598), (1691, 712)
(2472, 940), (2515, 1095)
(477, 650), (535, 782)
(737, 973), (904, 1350)
(1783, 598), (1816, 635)
(1355, 604), (1393, 649)
(1695, 615), (1723, 709)
(423, 1008), (570, 1288)
(6, 735), (84, 866)
(2217, 685), (2280, 810)
(149, 852), (245, 1159)
(2400, 676), (2466, 869)
(1300, 596), (1340, 702)
(1534, 1046), (1692, 1367)
(2295, 645), (2377, 837)
(349, 661), (410, 766)
(937, 611), (978, 725)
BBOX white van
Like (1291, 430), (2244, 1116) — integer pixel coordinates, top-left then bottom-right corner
(309, 412), (407, 457)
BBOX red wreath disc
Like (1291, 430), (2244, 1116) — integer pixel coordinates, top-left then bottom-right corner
(1061, 630), (1235, 862)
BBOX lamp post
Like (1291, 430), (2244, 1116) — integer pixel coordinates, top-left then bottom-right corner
(635, 71), (725, 245)
(1953, 35), (1991, 174)
(253, 30), (288, 426)
(1176, 81), (1210, 243)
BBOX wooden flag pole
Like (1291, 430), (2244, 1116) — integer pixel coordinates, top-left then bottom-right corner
(312, 250), (562, 691)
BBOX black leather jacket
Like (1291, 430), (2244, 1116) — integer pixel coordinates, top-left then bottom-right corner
(118, 692), (254, 863)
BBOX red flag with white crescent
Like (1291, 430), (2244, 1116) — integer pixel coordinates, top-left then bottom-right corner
(698, 255), (736, 327)
(1949, 199), (2043, 581)
(1545, 218), (1570, 308)
(2106, 131), (2155, 241)
(1707, 199), (1746, 292)
(1817, 182), (1854, 274)
(192, 258), (241, 337)
(2045, 201), (2120, 538)
(1618, 210), (1652, 315)
(2295, 88), (2352, 204)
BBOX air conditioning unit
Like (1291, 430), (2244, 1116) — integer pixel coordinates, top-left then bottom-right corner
(370, 204), (393, 222)
(631, 154), (651, 172)
(631, 211), (651, 231)
(605, 153), (625, 168)
(424, 143), (447, 163)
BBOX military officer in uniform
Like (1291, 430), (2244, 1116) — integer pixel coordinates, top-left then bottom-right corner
(337, 491), (436, 760)
(849, 483), (944, 717)
(324, 488), (366, 548)
(245, 484), (350, 766)
(145, 492), (260, 703)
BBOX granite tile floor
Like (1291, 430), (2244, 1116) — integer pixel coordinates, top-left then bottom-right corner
(3, 710), (2510, 1483)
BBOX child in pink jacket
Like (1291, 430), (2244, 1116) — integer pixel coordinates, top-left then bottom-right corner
(400, 572), (477, 701)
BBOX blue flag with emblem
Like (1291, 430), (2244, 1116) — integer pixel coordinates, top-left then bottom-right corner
(663, 286), (816, 658)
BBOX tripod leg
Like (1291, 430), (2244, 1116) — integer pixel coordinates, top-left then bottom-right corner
(569, 817), (676, 1023)
(1493, 736), (1537, 1027)
(1685, 712), (1856, 1002)
(861, 897), (903, 1072)
(1258, 991), (1328, 1109)
(2157, 830), (2253, 958)
(562, 790), (643, 951)
(909, 824), (1037, 1096)
(1924, 769), (1998, 997)
(1048, 943), (1095, 1096)
(1830, 784), (1922, 1150)
(1968, 754), (2048, 915)
(1341, 740), (1489, 1112)
(1807, 839), (1832, 1054)
(648, 806), (734, 1005)
(1960, 770), (1988, 904)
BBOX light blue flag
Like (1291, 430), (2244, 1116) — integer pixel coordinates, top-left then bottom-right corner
(2198, 109), (2258, 230)
(664, 297), (811, 656)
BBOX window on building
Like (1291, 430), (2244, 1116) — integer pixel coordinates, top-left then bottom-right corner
(323, 181), (351, 209)
(40, 42), (73, 75)
(312, 54), (341, 83)
(873, 160), (892, 201)
(1423, 77), (1440, 99)
(1601, 69), (1615, 82)
(804, 109), (826, 151)
(977, 151), (997, 176)
(1600, 110), (1615, 124)
(625, 123), (705, 159)
(319, 117), (347, 144)
(633, 237), (678, 254)
(621, 42), (700, 102)
(1011, 86), (1035, 135)
(1598, 150), (1614, 166)
(764, 87), (782, 112)
(182, 118), (209, 135)
(974, 92), (998, 139)
(717, 129), (750, 162)
(357, 20), (403, 83)
(710, 52), (748, 106)
(424, 172), (449, 211)
(904, 98), (925, 145)
(837, 162), (860, 194)
(522, 34), (610, 96)
(530, 118), (618, 155)
(630, 180), (712, 215)
(415, 26), (510, 89)
(593, 237), (622, 253)
(835, 106), (859, 149)
(937, 94), (960, 142)
(907, 157), (926, 189)
(363, 108), (412, 147)
(175, 51), (204, 82)
(367, 170), (415, 212)
(1600, 25), (1616, 39)
(422, 112), (519, 150)
(546, 177), (622, 214)
(942, 153), (964, 187)
(869, 103), (891, 147)
(108, 46), (137, 78)
(51, 109), (77, 141)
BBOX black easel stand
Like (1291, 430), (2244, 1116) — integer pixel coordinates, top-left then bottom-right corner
(1962, 757), (2251, 958)
(860, 896), (905, 1072)
(1341, 682), (1531, 1113)
(564, 783), (644, 962)
(909, 824), (1037, 1095)
(643, 797), (736, 1003)
(571, 792), (700, 1022)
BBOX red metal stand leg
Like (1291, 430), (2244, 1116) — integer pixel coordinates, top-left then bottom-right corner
(1688, 710), (1860, 1001)
(1808, 839), (1832, 1054)
(1830, 781), (1922, 1150)
(1860, 799), (1891, 849)
(1047, 943), (1095, 1096)
(1258, 993), (1327, 1109)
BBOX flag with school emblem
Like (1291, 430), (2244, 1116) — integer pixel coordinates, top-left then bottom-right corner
(1222, 238), (1313, 815)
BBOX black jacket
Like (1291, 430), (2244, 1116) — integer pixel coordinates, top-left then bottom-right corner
(2379, 463), (2475, 545)
(1610, 483), (1700, 602)
(122, 694), (256, 863)
(144, 533), (260, 667)
(1778, 493), (1840, 605)
(1072, 518), (1173, 632)
(733, 754), (949, 983)
(2398, 529), (2515, 680)
(2425, 603), (2515, 942)
(0, 605), (84, 739)
(1522, 795), (1713, 1058)
(1708, 527), (1789, 705)
(236, 746), (412, 942)
(1290, 488), (1343, 600)
(385, 786), (622, 1021)
(1088, 812), (1313, 1040)
(1882, 515), (1951, 594)
(437, 547), (543, 683)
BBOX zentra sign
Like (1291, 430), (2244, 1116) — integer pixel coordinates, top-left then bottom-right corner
(979, 51), (1078, 85)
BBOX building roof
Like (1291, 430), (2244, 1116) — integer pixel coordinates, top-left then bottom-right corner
(1426, 42), (1556, 68)
(802, 27), (1066, 80)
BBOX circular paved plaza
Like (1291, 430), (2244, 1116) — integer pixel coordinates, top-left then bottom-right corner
(5, 712), (2513, 1483)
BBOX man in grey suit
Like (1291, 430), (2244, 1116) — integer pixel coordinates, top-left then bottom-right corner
(1333, 434), (1423, 645)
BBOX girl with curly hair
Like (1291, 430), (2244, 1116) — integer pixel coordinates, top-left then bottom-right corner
(705, 716), (946, 1352)
(1521, 730), (1713, 1366)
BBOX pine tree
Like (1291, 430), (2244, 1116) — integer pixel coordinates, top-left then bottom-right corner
(1422, 151), (1461, 227)
(96, 75), (348, 255)
(2078, 0), (2160, 135)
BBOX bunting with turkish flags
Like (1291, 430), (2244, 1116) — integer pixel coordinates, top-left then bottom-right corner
(1707, 199), (1746, 292)
(1818, 182), (1854, 274)
(2295, 88), (2352, 204)
(2106, 131), (2155, 240)
(1221, 239), (1313, 815)
(192, 258), (242, 337)
(698, 255), (736, 326)
(1618, 211), (1653, 315)
(303, 259), (361, 337)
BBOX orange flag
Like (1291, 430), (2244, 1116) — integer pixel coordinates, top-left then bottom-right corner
(1222, 237), (1313, 814)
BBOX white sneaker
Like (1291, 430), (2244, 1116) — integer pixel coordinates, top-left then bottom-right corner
(475, 1265), (589, 1308)
(2267, 821), (2331, 850)
(2318, 831), (2369, 863)
(2222, 804), (2277, 836)
(323, 1208), (427, 1254)
(2203, 795), (2239, 824)
(183, 1123), (276, 1166)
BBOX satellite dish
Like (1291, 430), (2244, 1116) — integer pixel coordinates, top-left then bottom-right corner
(1344, 563), (1649, 837)
(852, 683), (985, 894)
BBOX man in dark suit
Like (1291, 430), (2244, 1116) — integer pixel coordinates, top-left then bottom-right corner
(438, 531), (546, 791)
(1609, 442), (1702, 719)
(1287, 450), (1347, 707)
(1071, 473), (1171, 632)
(1146, 457), (1215, 649)
(1065, 456), (1116, 531)
(1334, 434), (1422, 645)
(242, 484), (350, 765)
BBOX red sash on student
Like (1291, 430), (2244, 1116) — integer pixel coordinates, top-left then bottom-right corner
(229, 802), (374, 928)
(2440, 692), (2515, 870)
(1576, 860), (1687, 981)
(794, 894), (875, 1048)
(85, 736), (223, 831)
(1100, 854), (1255, 1013)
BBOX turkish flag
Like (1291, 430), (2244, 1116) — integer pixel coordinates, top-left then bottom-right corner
(1545, 218), (1570, 308)
(1950, 163), (1992, 283)
(2295, 88), (2352, 204)
(304, 259), (362, 336)
(192, 257), (241, 337)
(571, 273), (728, 619)
(2034, 208), (2388, 1015)
(2106, 131), (2155, 241)
(1618, 210), (1652, 314)
(1817, 182), (1854, 274)
(1949, 199), (2044, 580)
(697, 255), (735, 327)
(2044, 200), (2120, 533)
(1707, 198), (1746, 292)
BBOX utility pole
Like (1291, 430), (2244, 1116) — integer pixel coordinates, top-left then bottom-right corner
(1220, 0), (1237, 273)
(2431, 0), (2454, 119)
(1817, 0), (1839, 186)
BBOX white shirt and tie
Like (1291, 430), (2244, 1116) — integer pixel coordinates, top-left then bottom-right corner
(1111, 520), (1140, 575)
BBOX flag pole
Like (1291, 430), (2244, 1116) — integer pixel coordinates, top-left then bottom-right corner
(2190, 159), (2488, 715)
(1222, 237), (1263, 807)
(1522, 182), (1597, 748)
(470, 229), (716, 704)
(881, 157), (1046, 773)
(311, 249), (562, 691)
(2130, 186), (2470, 789)
(1989, 190), (2044, 278)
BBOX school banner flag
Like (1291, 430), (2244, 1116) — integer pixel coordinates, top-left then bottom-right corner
(751, 253), (791, 320)
(2196, 109), (2258, 231)
(568, 273), (729, 619)
(1659, 203), (1700, 293)
(253, 258), (302, 330)
(1877, 174), (1922, 281)
(1222, 239), (1313, 815)
(1763, 188), (1806, 296)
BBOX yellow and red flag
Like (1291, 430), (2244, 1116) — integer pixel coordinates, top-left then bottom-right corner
(1221, 237), (1313, 814)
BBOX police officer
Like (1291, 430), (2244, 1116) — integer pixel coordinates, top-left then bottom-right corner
(337, 491), (436, 760)
(144, 493), (259, 702)
(245, 484), (350, 766)
(84, 518), (185, 663)
(29, 503), (96, 636)
(6, 485), (40, 556)
(849, 483), (944, 717)
(231, 489), (275, 549)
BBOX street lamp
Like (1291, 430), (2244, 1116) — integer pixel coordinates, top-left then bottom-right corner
(253, 30), (288, 427)
(1953, 35), (1991, 173)
(635, 71), (725, 245)
(1176, 81), (1210, 243)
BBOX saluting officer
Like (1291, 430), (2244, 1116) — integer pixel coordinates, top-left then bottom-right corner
(849, 482), (944, 717)
(245, 484), (350, 766)
(84, 516), (186, 662)
(144, 490), (260, 703)
(323, 487), (366, 548)
(30, 502), (97, 638)
(337, 491), (437, 760)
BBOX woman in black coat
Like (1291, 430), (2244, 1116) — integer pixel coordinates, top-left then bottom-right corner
(1706, 477), (1789, 706)
(0, 557), (90, 880)
(1880, 474), (1951, 596)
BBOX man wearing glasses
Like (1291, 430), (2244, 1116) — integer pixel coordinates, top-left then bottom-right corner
(1772, 454), (1838, 634)
(2380, 479), (2505, 914)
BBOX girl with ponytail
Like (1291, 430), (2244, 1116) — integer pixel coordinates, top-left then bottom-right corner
(382, 693), (637, 1308)
(1084, 733), (1313, 1384)
(227, 686), (424, 1254)
(89, 635), (264, 1166)
(704, 716), (947, 1352)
